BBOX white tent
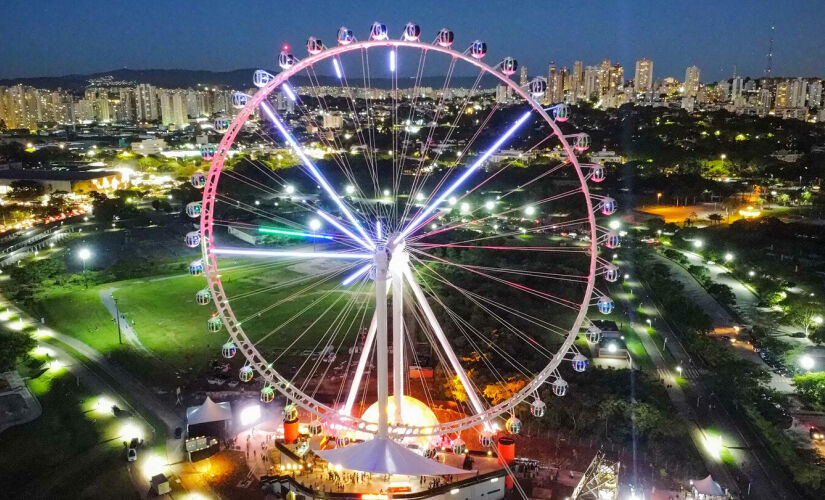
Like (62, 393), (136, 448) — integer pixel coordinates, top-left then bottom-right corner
(692, 475), (725, 497)
(186, 396), (232, 426)
(316, 438), (472, 475)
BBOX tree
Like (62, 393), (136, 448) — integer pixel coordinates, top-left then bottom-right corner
(708, 213), (724, 225)
(8, 180), (45, 200)
(793, 372), (825, 408)
(0, 329), (36, 372)
(809, 327), (825, 346)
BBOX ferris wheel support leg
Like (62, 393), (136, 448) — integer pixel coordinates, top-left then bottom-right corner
(342, 312), (376, 417)
(402, 265), (490, 426)
(375, 250), (390, 438)
(392, 268), (404, 424)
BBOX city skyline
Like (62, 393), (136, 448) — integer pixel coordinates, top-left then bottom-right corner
(1, 0), (824, 81)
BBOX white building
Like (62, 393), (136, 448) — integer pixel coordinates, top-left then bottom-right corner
(589, 147), (623, 164)
(131, 138), (167, 156)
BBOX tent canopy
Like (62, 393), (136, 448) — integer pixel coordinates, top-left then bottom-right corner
(316, 438), (472, 476)
(693, 475), (725, 496)
(186, 396), (232, 426)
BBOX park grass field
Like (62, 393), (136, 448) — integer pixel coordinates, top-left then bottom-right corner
(0, 356), (137, 499)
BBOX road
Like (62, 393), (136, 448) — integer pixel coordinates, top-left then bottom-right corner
(649, 251), (794, 394)
(620, 251), (802, 499)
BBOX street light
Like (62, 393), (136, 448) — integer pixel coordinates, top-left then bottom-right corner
(524, 206), (536, 216)
(676, 365), (683, 375)
(724, 253), (734, 262)
(800, 355), (815, 371)
(78, 248), (92, 289)
(309, 219), (322, 250)
(693, 239), (703, 249)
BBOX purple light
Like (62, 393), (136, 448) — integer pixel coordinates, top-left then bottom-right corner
(316, 209), (373, 250)
(394, 110), (532, 244)
(333, 58), (343, 79)
(342, 263), (372, 286)
(389, 50), (396, 72)
(282, 83), (297, 102)
(260, 102), (374, 248)
(376, 221), (382, 239)
(211, 248), (371, 260)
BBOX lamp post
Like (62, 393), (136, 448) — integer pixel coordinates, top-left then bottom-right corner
(309, 218), (321, 251)
(112, 295), (123, 345)
(78, 248), (91, 289)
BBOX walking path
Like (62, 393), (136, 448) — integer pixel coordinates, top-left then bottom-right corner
(99, 287), (153, 355)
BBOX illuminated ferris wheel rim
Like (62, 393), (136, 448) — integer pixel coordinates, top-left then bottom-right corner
(198, 28), (600, 438)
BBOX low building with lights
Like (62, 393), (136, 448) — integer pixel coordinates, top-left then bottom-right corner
(0, 168), (126, 194)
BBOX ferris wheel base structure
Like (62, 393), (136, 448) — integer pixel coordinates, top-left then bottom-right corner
(193, 20), (617, 459)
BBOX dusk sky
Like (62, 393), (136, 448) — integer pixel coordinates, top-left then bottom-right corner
(2, 0), (824, 82)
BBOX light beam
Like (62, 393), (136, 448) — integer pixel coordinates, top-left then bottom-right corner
(342, 263), (372, 286)
(394, 110), (532, 244)
(211, 248), (371, 259)
(258, 227), (333, 240)
(260, 101), (374, 248)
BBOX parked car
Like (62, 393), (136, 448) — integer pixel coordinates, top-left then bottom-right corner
(791, 331), (807, 338)
(127, 438), (139, 462)
(810, 426), (824, 441)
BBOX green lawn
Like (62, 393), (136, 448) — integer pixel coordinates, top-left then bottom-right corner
(0, 357), (137, 499)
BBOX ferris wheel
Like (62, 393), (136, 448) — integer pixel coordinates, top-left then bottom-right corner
(188, 22), (618, 444)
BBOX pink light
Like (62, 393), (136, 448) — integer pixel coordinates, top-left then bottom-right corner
(260, 102), (374, 248)
(211, 248), (371, 260)
(394, 110), (532, 244)
(283, 44), (289, 51)
(333, 58), (343, 79)
(342, 263), (372, 286)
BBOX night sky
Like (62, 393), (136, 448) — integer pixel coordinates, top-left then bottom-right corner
(2, 0), (823, 82)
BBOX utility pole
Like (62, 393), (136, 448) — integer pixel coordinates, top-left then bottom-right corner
(112, 295), (123, 344)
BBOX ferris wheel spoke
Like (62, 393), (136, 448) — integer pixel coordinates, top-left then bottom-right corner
(409, 248), (582, 310)
(210, 247), (372, 260)
(398, 58), (468, 231)
(407, 186), (583, 243)
(401, 264), (489, 421)
(393, 110), (533, 244)
(258, 101), (375, 248)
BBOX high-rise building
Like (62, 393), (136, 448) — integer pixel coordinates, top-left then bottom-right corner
(495, 84), (512, 104)
(790, 78), (807, 108)
(774, 80), (791, 108)
(684, 66), (700, 97)
(519, 66), (528, 87)
(634, 58), (653, 93)
(571, 61), (583, 100)
(583, 66), (599, 100)
(544, 62), (556, 104)
(808, 80), (823, 109)
(135, 84), (159, 122)
(160, 90), (187, 128)
(608, 64), (623, 91)
(598, 59), (611, 96)
(731, 76), (744, 102)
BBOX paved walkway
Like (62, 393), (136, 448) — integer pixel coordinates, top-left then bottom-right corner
(99, 287), (153, 354)
(0, 370), (42, 433)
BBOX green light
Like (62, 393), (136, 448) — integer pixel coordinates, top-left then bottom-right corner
(258, 227), (333, 240)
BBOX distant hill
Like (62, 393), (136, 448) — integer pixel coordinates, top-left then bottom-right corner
(0, 68), (500, 92)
